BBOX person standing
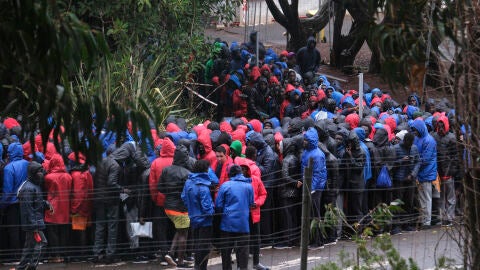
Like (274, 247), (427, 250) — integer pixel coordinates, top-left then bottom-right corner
(216, 165), (254, 270)
(301, 127), (327, 249)
(411, 119), (437, 229)
(68, 152), (93, 261)
(92, 142), (139, 263)
(296, 37), (321, 77)
(392, 132), (421, 233)
(44, 153), (72, 262)
(181, 160), (214, 270)
(433, 115), (458, 226)
(158, 145), (191, 268)
(1, 142), (29, 261)
(16, 161), (52, 270)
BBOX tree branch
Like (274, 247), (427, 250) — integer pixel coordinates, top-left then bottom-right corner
(265, 0), (288, 27)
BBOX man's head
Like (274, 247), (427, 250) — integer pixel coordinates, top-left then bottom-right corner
(215, 145), (227, 163)
(192, 160), (210, 173)
(228, 164), (243, 178)
(402, 132), (415, 149)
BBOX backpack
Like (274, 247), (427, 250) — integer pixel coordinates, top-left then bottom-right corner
(376, 165), (392, 188)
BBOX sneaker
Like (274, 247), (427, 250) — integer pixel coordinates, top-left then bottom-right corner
(184, 256), (194, 262)
(273, 244), (292, 250)
(442, 221), (453, 227)
(165, 254), (177, 266)
(253, 263), (270, 270)
(390, 227), (403, 235)
(160, 261), (169, 266)
(308, 244), (324, 250)
(132, 256), (149, 264)
(324, 240), (337, 246)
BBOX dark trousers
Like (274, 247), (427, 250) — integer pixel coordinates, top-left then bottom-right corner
(249, 221), (261, 265)
(17, 231), (47, 270)
(46, 223), (69, 258)
(220, 231), (249, 270)
(93, 203), (119, 258)
(311, 190), (324, 246)
(260, 187), (275, 246)
(153, 205), (174, 255)
(279, 197), (300, 246)
(393, 180), (416, 227)
(322, 190), (338, 242)
(4, 203), (23, 260)
(193, 226), (212, 270)
(347, 180), (365, 224)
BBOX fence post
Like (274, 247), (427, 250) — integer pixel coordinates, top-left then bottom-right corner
(300, 158), (313, 270)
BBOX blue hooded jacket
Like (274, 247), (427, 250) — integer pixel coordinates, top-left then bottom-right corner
(353, 128), (372, 182)
(302, 127), (327, 190)
(412, 119), (437, 182)
(215, 174), (254, 233)
(1, 143), (29, 207)
(181, 172), (214, 228)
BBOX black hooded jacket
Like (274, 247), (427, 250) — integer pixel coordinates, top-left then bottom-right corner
(247, 132), (277, 187)
(343, 131), (366, 187)
(280, 135), (303, 198)
(296, 36), (321, 75)
(158, 145), (191, 212)
(94, 142), (138, 204)
(18, 162), (49, 231)
(314, 120), (338, 157)
(371, 128), (396, 179)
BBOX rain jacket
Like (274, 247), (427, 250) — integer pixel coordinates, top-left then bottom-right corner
(215, 173), (254, 233)
(433, 115), (459, 178)
(197, 131), (217, 166)
(234, 157), (267, 223)
(393, 140), (421, 181)
(149, 138), (175, 206)
(343, 131), (366, 186)
(301, 127), (327, 190)
(44, 154), (72, 224)
(296, 36), (321, 75)
(69, 155), (93, 218)
(246, 132), (277, 187)
(279, 136), (303, 199)
(371, 128), (396, 182)
(1, 142), (29, 207)
(181, 172), (214, 228)
(158, 145), (191, 212)
(412, 119), (437, 182)
(353, 128), (372, 183)
(17, 162), (48, 231)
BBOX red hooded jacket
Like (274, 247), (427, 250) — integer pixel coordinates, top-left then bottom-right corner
(234, 157), (267, 223)
(149, 138), (176, 206)
(345, 113), (360, 130)
(44, 154), (72, 224)
(197, 131), (217, 166)
(68, 153), (93, 218)
(211, 144), (233, 186)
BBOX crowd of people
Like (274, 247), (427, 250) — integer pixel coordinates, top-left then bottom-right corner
(0, 34), (465, 270)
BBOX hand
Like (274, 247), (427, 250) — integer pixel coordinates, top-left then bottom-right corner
(297, 181), (303, 188)
(139, 217), (145, 225)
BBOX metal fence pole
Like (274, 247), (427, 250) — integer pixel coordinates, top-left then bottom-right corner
(300, 158), (313, 270)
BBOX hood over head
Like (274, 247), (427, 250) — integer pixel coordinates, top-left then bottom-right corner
(160, 137), (176, 158)
(307, 36), (317, 48)
(230, 118), (246, 130)
(353, 127), (366, 142)
(282, 135), (303, 156)
(345, 113), (360, 130)
(27, 161), (45, 186)
(288, 117), (304, 135)
(230, 140), (244, 157)
(411, 119), (428, 138)
(246, 132), (267, 150)
(304, 127), (319, 150)
(347, 130), (361, 151)
(173, 144), (190, 168)
(48, 153), (66, 173)
(373, 128), (389, 147)
(110, 142), (136, 163)
(7, 142), (24, 161)
(437, 115), (450, 133)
